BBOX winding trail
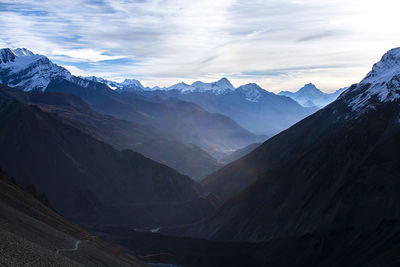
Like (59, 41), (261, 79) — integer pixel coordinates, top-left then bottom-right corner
(56, 240), (84, 254)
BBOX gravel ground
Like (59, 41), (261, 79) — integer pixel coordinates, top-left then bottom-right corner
(0, 200), (141, 266)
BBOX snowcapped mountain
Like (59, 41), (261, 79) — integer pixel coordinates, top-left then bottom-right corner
(279, 83), (345, 108)
(0, 47), (146, 93)
(165, 77), (235, 94)
(340, 47), (400, 114)
(0, 48), (72, 91)
(82, 76), (144, 91)
(235, 83), (264, 102)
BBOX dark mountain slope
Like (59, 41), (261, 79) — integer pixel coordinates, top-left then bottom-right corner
(197, 47), (400, 243)
(25, 91), (221, 180)
(46, 78), (262, 159)
(201, 97), (342, 202)
(0, 170), (142, 266)
(0, 84), (215, 228)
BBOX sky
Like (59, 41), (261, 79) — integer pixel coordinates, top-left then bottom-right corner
(1, 0), (400, 93)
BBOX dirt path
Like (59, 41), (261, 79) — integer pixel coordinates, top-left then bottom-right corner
(56, 240), (84, 254)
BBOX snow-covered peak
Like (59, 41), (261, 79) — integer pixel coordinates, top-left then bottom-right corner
(166, 77), (235, 94)
(82, 76), (107, 83)
(0, 48), (37, 64)
(121, 79), (143, 88)
(0, 48), (16, 64)
(213, 77), (235, 91)
(0, 47), (72, 91)
(342, 47), (400, 111)
(191, 77), (235, 94)
(362, 47), (400, 84)
(12, 48), (35, 57)
(80, 76), (143, 91)
(237, 83), (263, 102)
(167, 82), (193, 92)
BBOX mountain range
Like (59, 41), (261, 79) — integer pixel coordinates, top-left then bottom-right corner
(0, 48), (266, 177)
(135, 81), (317, 136)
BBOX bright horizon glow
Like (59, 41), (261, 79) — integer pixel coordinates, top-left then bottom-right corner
(1, 0), (400, 93)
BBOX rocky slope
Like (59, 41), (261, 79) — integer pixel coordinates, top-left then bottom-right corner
(0, 169), (142, 266)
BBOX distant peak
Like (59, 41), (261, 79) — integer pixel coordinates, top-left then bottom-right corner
(177, 81), (189, 86)
(240, 83), (262, 89)
(296, 83), (323, 97)
(216, 77), (234, 90)
(300, 83), (318, 90)
(121, 78), (143, 87)
(305, 82), (316, 87)
(82, 76), (106, 83)
(237, 83), (263, 102)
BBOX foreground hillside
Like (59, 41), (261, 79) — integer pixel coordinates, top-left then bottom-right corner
(0, 169), (142, 266)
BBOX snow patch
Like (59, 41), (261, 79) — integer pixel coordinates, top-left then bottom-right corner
(342, 47), (400, 112)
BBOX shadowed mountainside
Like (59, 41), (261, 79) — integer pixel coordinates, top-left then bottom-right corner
(25, 91), (221, 180)
(0, 84), (216, 229)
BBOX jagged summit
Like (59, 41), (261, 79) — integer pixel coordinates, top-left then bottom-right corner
(0, 48), (16, 64)
(12, 48), (35, 57)
(236, 83), (264, 102)
(0, 47), (71, 91)
(121, 78), (143, 87)
(363, 47), (400, 84)
(166, 77), (235, 94)
(341, 47), (400, 111)
(0, 48), (35, 62)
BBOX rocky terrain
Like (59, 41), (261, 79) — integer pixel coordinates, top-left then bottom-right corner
(0, 169), (143, 266)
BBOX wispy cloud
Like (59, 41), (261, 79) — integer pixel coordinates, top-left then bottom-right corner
(1, 0), (400, 92)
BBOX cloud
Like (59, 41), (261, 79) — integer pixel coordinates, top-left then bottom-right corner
(1, 0), (400, 91)
(50, 48), (126, 62)
(297, 31), (343, 42)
